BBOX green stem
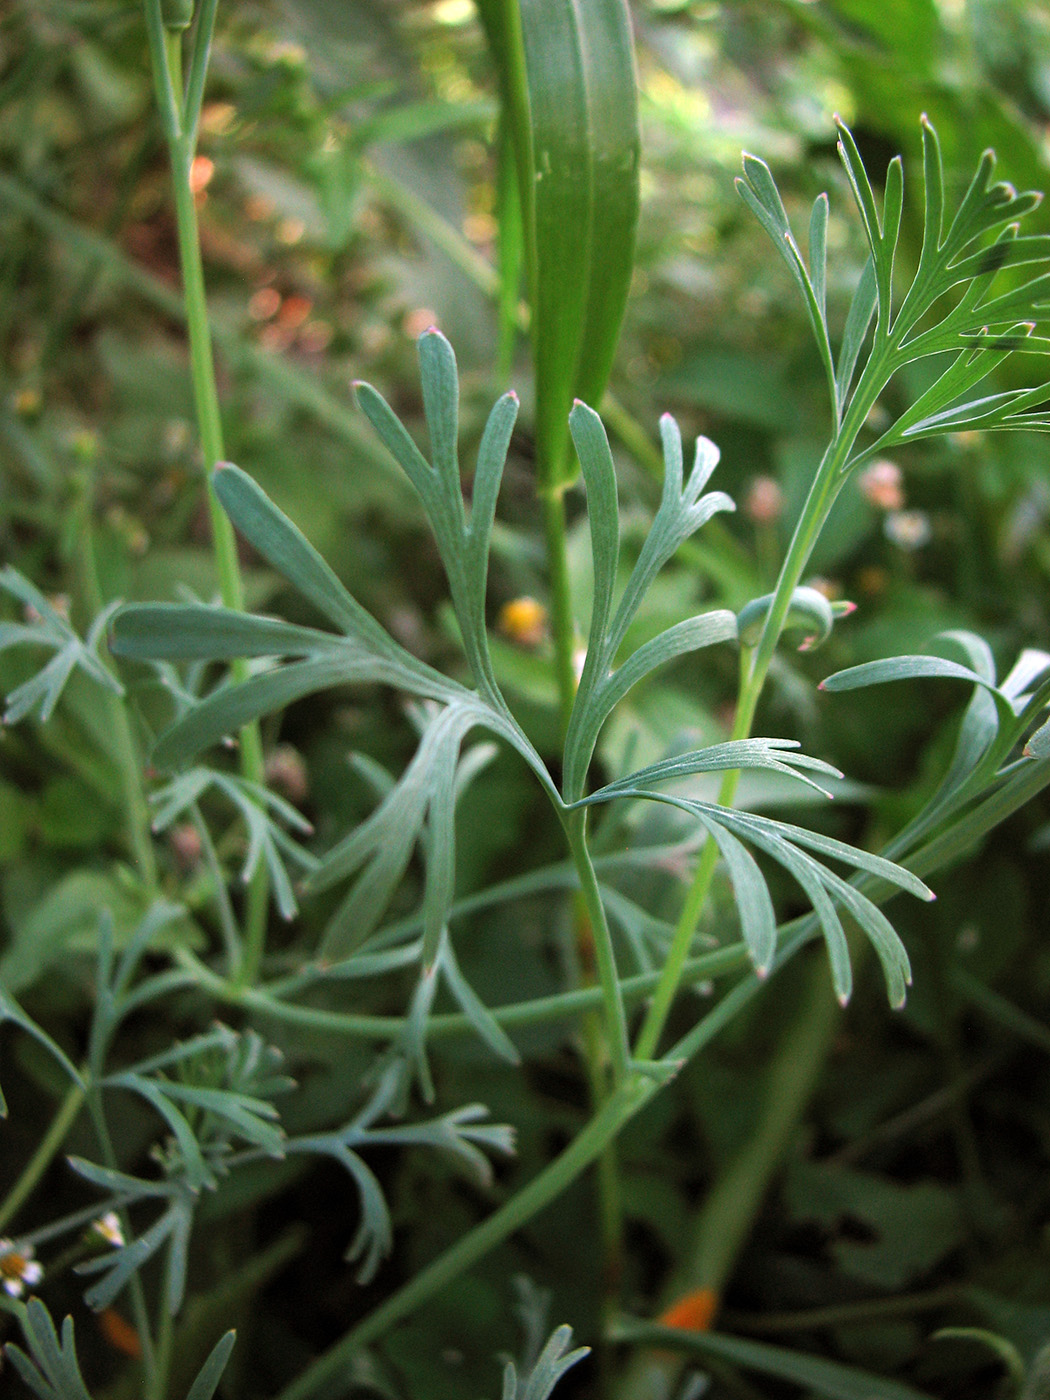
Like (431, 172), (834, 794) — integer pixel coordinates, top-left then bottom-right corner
(273, 1075), (649, 1400)
(86, 1091), (157, 1385)
(635, 362), (885, 1061)
(275, 957), (783, 1400)
(723, 1282), (963, 1334)
(567, 810), (631, 1085)
(676, 952), (841, 1296)
(0, 1082), (86, 1234)
(150, 1301), (174, 1400)
(177, 943), (748, 1040)
(73, 470), (159, 891)
(142, 4), (269, 981)
(192, 801), (242, 975)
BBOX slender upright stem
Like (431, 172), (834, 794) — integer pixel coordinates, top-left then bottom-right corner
(0, 1082), (86, 1234)
(86, 1091), (157, 1383)
(73, 470), (160, 891)
(141, 3), (269, 982)
(566, 810), (631, 1085)
(635, 361), (886, 1060)
(273, 1076), (649, 1400)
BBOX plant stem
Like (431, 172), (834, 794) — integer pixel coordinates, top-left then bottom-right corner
(192, 800), (242, 976)
(141, 3), (269, 982)
(150, 1301), (174, 1400)
(72, 470), (160, 891)
(177, 943), (749, 1040)
(86, 1090), (157, 1385)
(274, 1075), (648, 1400)
(566, 810), (632, 1085)
(274, 950), (784, 1400)
(634, 364), (884, 1061)
(674, 953), (841, 1296)
(0, 1082), (85, 1234)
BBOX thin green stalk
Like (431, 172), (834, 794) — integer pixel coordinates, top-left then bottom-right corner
(541, 433), (630, 1313)
(73, 470), (159, 891)
(176, 944), (749, 1040)
(141, 2), (269, 982)
(85, 1091), (157, 1385)
(542, 486), (578, 735)
(273, 1075), (648, 1400)
(150, 1300), (174, 1400)
(567, 810), (631, 1085)
(275, 958), (784, 1400)
(191, 801), (242, 975)
(724, 1283), (963, 1334)
(269, 759), (1050, 1399)
(0, 1082), (85, 1234)
(673, 953), (841, 1297)
(635, 359), (886, 1060)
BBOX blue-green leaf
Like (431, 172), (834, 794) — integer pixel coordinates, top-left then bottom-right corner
(111, 605), (339, 660)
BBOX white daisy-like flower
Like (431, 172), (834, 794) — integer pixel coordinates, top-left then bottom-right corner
(92, 1212), (125, 1248)
(0, 1238), (43, 1297)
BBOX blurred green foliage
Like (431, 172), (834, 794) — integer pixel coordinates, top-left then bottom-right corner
(3, 2), (1050, 1397)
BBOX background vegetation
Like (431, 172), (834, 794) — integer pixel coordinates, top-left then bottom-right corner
(2, 1), (1050, 1397)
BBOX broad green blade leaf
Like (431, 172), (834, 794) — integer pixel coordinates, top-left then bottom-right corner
(611, 1322), (934, 1400)
(111, 604), (339, 660)
(936, 629), (997, 682)
(486, 0), (640, 490)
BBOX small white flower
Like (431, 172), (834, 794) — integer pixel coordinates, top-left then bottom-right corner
(93, 1212), (125, 1248)
(0, 1238), (43, 1297)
